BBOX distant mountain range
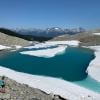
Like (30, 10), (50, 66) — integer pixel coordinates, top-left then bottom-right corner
(13, 27), (86, 38)
(0, 28), (52, 42)
(0, 27), (86, 42)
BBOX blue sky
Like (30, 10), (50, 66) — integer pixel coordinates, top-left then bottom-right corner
(0, 0), (100, 29)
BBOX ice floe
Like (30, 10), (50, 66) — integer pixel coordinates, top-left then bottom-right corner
(21, 41), (80, 58)
(21, 45), (67, 58)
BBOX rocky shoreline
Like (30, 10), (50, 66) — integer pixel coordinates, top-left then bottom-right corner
(51, 32), (100, 46)
(0, 32), (32, 51)
(0, 76), (66, 100)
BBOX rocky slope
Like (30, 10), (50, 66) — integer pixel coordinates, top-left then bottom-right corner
(0, 76), (66, 100)
(51, 32), (100, 46)
(0, 32), (31, 49)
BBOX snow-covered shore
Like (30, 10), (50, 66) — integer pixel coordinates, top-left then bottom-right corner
(0, 45), (23, 51)
(45, 40), (80, 46)
(24, 40), (80, 49)
(0, 66), (100, 100)
(21, 46), (67, 58)
(21, 40), (79, 58)
(0, 45), (11, 50)
(87, 46), (100, 82)
(93, 33), (100, 35)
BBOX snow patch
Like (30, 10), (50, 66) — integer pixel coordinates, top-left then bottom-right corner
(45, 40), (80, 46)
(87, 46), (100, 82)
(14, 45), (22, 49)
(93, 33), (100, 35)
(0, 45), (11, 50)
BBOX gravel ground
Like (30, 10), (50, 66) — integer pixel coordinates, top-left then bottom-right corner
(0, 32), (31, 48)
(0, 76), (66, 100)
(50, 32), (100, 46)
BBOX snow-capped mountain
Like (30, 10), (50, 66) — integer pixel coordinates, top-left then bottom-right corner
(14, 27), (85, 38)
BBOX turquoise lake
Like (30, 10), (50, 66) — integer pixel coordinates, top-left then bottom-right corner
(0, 47), (100, 92)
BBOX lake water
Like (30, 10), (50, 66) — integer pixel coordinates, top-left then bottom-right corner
(0, 47), (100, 92)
